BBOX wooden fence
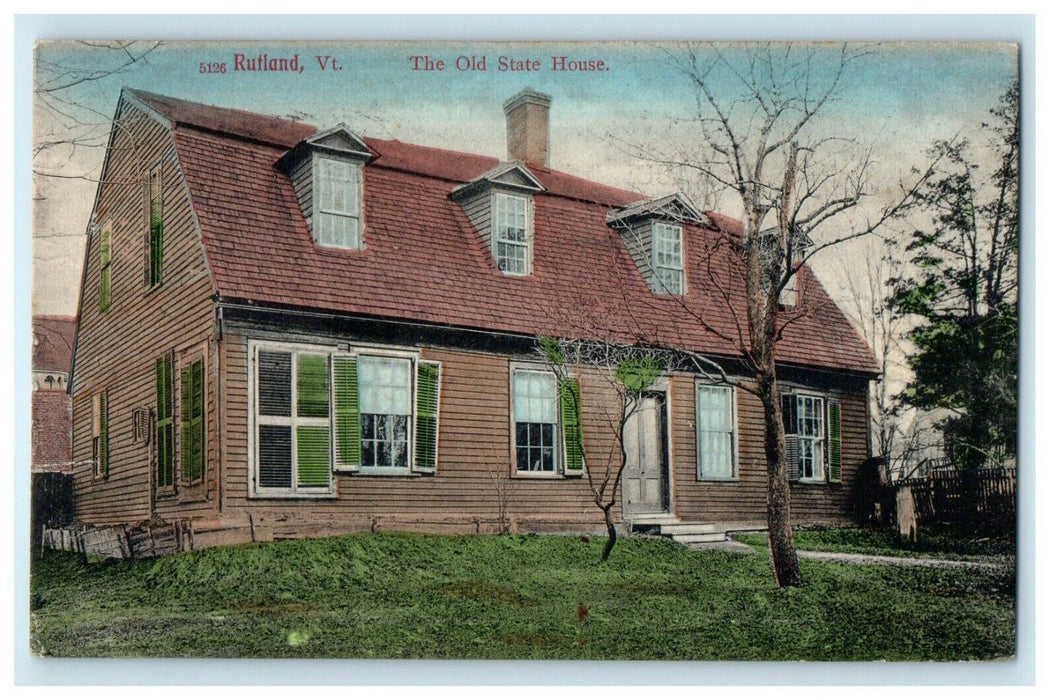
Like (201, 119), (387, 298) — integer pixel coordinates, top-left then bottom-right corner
(42, 520), (194, 560)
(31, 472), (74, 555)
(900, 466), (1016, 527)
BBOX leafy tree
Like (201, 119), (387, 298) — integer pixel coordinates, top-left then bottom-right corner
(889, 83), (1019, 471)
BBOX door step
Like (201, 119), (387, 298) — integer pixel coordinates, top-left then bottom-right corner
(631, 513), (681, 525)
(669, 532), (729, 545)
(633, 519), (767, 547)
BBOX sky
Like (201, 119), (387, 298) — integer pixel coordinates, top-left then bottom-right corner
(32, 40), (1018, 316)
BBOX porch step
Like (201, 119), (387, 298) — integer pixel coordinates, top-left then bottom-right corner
(669, 532), (729, 545)
(659, 523), (725, 536)
(630, 513), (682, 526)
(642, 520), (767, 548)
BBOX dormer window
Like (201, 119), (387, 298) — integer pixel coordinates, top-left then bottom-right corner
(278, 124), (373, 252)
(451, 161), (545, 277)
(608, 193), (703, 297)
(494, 192), (531, 275)
(652, 222), (685, 295)
(315, 155), (362, 249)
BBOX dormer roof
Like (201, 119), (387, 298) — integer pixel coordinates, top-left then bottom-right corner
(276, 123), (375, 170)
(451, 161), (546, 199)
(606, 193), (706, 227)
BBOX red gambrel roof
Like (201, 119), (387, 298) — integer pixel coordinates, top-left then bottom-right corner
(127, 89), (878, 375)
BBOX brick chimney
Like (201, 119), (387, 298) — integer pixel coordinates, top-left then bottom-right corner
(503, 89), (551, 169)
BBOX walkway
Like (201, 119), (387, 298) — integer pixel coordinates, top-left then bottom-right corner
(690, 540), (1006, 569)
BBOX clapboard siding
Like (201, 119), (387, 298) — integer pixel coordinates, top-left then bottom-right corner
(458, 188), (493, 250)
(70, 99), (220, 526)
(669, 374), (870, 525)
(218, 337), (615, 532)
(619, 219), (654, 288)
(215, 332), (869, 537)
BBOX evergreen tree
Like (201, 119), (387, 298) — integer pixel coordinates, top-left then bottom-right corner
(890, 83), (1019, 470)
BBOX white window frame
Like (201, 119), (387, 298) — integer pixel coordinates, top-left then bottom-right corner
(357, 351), (416, 476)
(651, 222), (685, 295)
(249, 340), (338, 498)
(793, 393), (826, 483)
(493, 191), (532, 276)
(250, 341), (433, 495)
(509, 364), (561, 478)
(695, 381), (737, 481)
(313, 153), (364, 250)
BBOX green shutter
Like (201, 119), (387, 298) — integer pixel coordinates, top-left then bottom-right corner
(332, 355), (361, 469)
(827, 398), (842, 483)
(99, 392), (109, 478)
(192, 361), (204, 482)
(559, 378), (584, 476)
(296, 426), (330, 487)
(413, 361), (441, 474)
(782, 394), (802, 481)
(181, 364), (192, 480)
(156, 356), (174, 488)
(149, 168), (163, 286)
(99, 226), (111, 312)
(297, 354), (329, 418)
(181, 360), (205, 484)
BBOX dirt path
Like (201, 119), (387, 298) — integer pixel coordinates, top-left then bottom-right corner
(794, 550), (1005, 569)
(690, 540), (1007, 569)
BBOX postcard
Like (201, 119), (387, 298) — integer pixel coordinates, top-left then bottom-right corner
(29, 38), (1019, 663)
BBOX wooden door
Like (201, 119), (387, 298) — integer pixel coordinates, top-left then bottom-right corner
(623, 392), (669, 515)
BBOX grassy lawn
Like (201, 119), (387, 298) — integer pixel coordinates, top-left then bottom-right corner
(30, 532), (1014, 660)
(733, 525), (1016, 561)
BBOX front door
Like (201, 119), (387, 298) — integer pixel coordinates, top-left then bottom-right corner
(623, 391), (670, 516)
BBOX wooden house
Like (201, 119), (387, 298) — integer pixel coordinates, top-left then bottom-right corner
(68, 88), (878, 547)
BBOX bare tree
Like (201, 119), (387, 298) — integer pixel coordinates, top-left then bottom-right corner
(537, 337), (671, 562)
(838, 238), (908, 475)
(34, 41), (162, 182)
(621, 43), (937, 587)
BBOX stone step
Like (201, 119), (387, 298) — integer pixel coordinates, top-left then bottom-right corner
(660, 523), (726, 536)
(670, 532), (729, 545)
(630, 513), (681, 525)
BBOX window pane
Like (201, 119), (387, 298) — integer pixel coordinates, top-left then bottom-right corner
(259, 424), (292, 488)
(259, 351), (292, 416)
(513, 371), (557, 423)
(297, 354), (329, 418)
(496, 194), (527, 242)
(698, 384), (734, 478)
(297, 426), (330, 487)
(318, 211), (360, 248)
(497, 241), (527, 274)
(653, 223), (685, 294)
(541, 423), (554, 449)
(359, 356), (412, 415)
(393, 416), (409, 467)
(319, 157), (359, 215)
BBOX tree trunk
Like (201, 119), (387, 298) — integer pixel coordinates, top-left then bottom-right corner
(600, 505), (618, 562)
(760, 369), (802, 587)
(743, 166), (802, 588)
